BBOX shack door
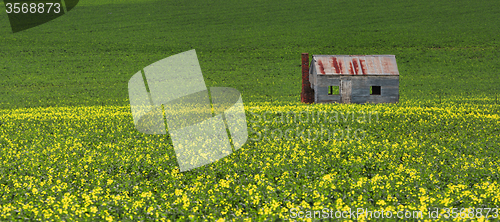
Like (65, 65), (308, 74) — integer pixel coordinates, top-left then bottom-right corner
(340, 80), (351, 104)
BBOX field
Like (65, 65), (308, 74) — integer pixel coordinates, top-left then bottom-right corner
(0, 0), (499, 221)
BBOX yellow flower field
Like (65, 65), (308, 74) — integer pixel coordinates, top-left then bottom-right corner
(0, 99), (498, 221)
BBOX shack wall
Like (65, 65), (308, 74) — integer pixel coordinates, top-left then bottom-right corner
(314, 75), (399, 104)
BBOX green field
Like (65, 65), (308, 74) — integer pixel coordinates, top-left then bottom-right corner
(0, 0), (499, 221)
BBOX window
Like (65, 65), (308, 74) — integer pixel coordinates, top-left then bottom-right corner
(328, 86), (339, 95)
(370, 86), (381, 95)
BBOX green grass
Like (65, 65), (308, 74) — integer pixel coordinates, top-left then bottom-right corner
(0, 0), (499, 220)
(0, 0), (499, 108)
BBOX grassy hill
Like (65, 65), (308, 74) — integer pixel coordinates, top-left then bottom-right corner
(0, 0), (499, 220)
(1, 0), (499, 107)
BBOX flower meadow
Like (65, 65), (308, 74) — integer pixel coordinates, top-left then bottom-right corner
(1, 0), (499, 220)
(0, 99), (498, 221)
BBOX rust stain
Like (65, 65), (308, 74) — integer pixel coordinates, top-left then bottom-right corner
(352, 58), (359, 75)
(359, 59), (367, 75)
(348, 62), (354, 75)
(381, 57), (390, 74)
(365, 57), (375, 74)
(384, 57), (398, 75)
(311, 55), (398, 75)
(331, 57), (341, 74)
(374, 57), (383, 74)
(338, 58), (344, 74)
(318, 60), (326, 74)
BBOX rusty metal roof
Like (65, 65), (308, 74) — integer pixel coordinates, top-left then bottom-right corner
(310, 55), (399, 75)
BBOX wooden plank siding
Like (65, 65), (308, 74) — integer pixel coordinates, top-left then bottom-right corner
(340, 80), (352, 103)
(317, 94), (341, 103)
(316, 76), (340, 87)
(313, 76), (399, 104)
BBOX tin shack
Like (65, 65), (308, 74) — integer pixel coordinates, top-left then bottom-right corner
(308, 55), (399, 104)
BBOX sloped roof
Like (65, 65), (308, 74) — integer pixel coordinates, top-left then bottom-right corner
(310, 55), (399, 75)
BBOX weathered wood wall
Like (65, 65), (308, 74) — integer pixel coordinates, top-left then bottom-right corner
(313, 75), (399, 104)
